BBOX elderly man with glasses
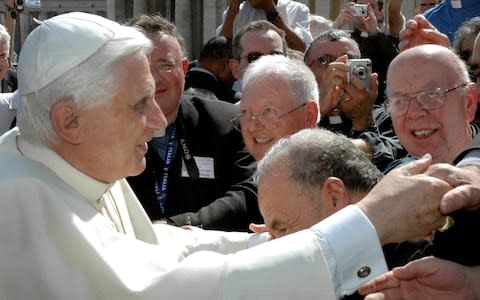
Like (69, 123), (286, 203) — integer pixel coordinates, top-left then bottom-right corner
(357, 37), (480, 300)
(385, 44), (477, 165)
(234, 54), (319, 161)
(126, 14), (263, 232)
(382, 42), (480, 270)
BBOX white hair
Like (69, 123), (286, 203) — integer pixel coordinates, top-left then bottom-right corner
(0, 24), (11, 50)
(242, 55), (319, 116)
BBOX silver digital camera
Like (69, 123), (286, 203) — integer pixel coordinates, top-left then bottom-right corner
(351, 4), (368, 17)
(346, 58), (372, 90)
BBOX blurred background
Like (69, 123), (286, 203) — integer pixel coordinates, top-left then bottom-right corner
(0, 0), (420, 60)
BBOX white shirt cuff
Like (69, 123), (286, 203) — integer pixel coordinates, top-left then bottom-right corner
(310, 205), (388, 297)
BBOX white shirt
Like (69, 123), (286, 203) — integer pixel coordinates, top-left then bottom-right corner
(0, 128), (387, 299)
(217, 0), (313, 45)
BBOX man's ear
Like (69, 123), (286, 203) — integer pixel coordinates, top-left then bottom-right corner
(182, 57), (190, 74)
(50, 99), (82, 145)
(466, 82), (478, 122)
(321, 177), (350, 211)
(217, 58), (230, 76)
(306, 101), (320, 127)
(229, 58), (242, 80)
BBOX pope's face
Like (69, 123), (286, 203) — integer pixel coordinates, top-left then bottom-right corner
(80, 52), (167, 182)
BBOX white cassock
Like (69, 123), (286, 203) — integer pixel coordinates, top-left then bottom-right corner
(0, 128), (386, 300)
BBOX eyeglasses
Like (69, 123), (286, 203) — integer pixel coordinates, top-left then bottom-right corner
(458, 49), (472, 63)
(231, 103), (307, 131)
(240, 51), (285, 63)
(308, 53), (359, 68)
(385, 83), (468, 116)
(152, 59), (181, 74)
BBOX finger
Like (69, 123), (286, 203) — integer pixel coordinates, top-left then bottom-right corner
(440, 185), (480, 214)
(404, 18), (420, 30)
(392, 256), (438, 280)
(365, 290), (404, 300)
(413, 14), (434, 29)
(358, 272), (400, 295)
(370, 72), (379, 90)
(335, 55), (349, 63)
(395, 153), (432, 176)
(398, 39), (410, 52)
(417, 29), (451, 48)
(249, 223), (267, 233)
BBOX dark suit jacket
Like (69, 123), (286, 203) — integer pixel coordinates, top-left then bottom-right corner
(127, 94), (262, 232)
(1, 69), (17, 93)
(432, 132), (480, 266)
(184, 68), (239, 104)
(319, 105), (407, 172)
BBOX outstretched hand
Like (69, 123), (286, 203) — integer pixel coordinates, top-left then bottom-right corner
(398, 14), (450, 51)
(425, 164), (480, 215)
(356, 154), (452, 245)
(359, 256), (480, 299)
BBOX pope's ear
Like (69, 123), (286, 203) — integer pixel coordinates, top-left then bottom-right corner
(50, 99), (82, 145)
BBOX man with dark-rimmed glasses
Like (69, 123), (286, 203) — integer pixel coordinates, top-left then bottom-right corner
(304, 28), (406, 172)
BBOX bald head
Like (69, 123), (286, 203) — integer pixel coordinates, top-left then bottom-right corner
(387, 44), (476, 164)
(388, 44), (469, 86)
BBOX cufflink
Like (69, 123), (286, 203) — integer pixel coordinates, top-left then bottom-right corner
(357, 266), (371, 278)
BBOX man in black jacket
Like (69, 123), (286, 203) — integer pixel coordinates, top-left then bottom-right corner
(334, 0), (399, 105)
(126, 14), (262, 231)
(184, 36), (239, 103)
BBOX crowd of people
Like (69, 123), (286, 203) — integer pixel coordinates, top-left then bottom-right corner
(1, 0), (480, 299)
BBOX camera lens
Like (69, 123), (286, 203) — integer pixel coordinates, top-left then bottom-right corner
(357, 67), (365, 77)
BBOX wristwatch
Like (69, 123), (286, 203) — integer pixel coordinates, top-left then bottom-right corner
(266, 10), (281, 24)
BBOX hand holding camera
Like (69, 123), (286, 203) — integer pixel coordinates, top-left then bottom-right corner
(346, 58), (372, 91)
(341, 58), (378, 130)
(351, 4), (368, 17)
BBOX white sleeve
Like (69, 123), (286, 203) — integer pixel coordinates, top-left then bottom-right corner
(311, 205), (388, 297)
(222, 205), (387, 299)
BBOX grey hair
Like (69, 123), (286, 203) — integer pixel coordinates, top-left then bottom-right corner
(0, 24), (10, 50)
(242, 55), (319, 109)
(127, 13), (187, 58)
(255, 128), (383, 195)
(453, 16), (480, 56)
(304, 28), (361, 64)
(18, 25), (152, 146)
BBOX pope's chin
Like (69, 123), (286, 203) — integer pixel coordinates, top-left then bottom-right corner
(129, 145), (149, 176)
(127, 159), (147, 178)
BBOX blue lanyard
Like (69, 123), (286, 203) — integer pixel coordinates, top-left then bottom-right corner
(154, 126), (177, 215)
